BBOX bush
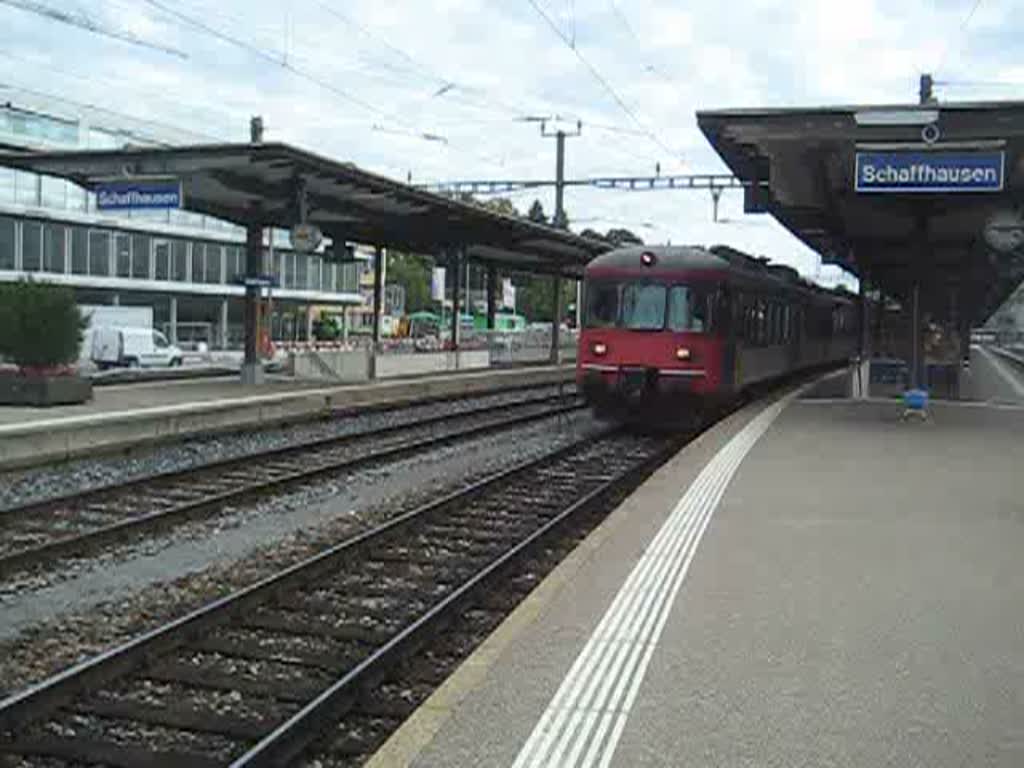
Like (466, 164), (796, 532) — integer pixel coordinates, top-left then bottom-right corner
(0, 279), (87, 371)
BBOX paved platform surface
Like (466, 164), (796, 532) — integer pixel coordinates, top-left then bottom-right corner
(971, 345), (1024, 403)
(0, 375), (306, 427)
(374, 377), (1024, 767)
(0, 364), (572, 469)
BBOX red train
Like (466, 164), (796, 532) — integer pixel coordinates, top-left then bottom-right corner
(576, 244), (858, 422)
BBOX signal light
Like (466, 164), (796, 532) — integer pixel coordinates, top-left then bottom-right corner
(592, 342), (608, 356)
(640, 251), (657, 266)
(675, 347), (691, 361)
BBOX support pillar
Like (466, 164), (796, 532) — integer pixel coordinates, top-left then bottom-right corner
(486, 265), (497, 330)
(370, 246), (384, 379)
(169, 296), (178, 345)
(854, 273), (870, 399)
(219, 298), (229, 350)
(241, 223), (264, 385)
(910, 213), (927, 391)
(550, 274), (562, 364)
(575, 279), (582, 330)
(911, 281), (922, 390)
(450, 249), (462, 351)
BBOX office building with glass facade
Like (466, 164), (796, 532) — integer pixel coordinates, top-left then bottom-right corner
(0, 102), (364, 348)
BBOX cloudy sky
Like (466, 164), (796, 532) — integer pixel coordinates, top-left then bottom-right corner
(2, 0), (1019, 287)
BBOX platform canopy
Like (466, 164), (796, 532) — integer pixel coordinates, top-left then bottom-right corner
(698, 100), (1024, 320)
(0, 141), (609, 276)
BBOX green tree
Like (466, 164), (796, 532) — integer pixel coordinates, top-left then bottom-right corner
(0, 279), (87, 370)
(580, 228), (607, 242)
(517, 275), (576, 323)
(386, 252), (433, 313)
(527, 199), (548, 224)
(482, 197), (519, 217)
(606, 227), (644, 246)
(551, 207), (569, 230)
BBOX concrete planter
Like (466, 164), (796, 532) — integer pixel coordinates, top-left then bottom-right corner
(0, 371), (94, 406)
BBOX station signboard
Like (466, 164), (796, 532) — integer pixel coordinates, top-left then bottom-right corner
(431, 267), (446, 302)
(855, 151), (1004, 193)
(96, 178), (183, 210)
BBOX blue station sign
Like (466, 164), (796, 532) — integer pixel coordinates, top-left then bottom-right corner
(96, 179), (183, 210)
(855, 151), (1004, 193)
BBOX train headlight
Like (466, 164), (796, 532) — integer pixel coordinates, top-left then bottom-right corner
(640, 251), (657, 267)
(675, 347), (691, 361)
(592, 342), (608, 356)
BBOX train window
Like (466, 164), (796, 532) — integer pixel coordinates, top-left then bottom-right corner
(756, 299), (768, 346)
(667, 285), (707, 332)
(621, 283), (666, 330)
(584, 281), (620, 328)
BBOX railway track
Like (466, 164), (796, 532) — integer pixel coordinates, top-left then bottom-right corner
(0, 392), (582, 579)
(0, 430), (678, 767)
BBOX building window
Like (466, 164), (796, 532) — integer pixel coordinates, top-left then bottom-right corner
(0, 168), (14, 205)
(89, 230), (110, 276)
(172, 240), (188, 282)
(131, 234), (150, 279)
(154, 241), (170, 280)
(43, 223), (66, 273)
(225, 247), (243, 283)
(22, 221), (41, 271)
(67, 182), (87, 212)
(286, 253), (297, 289)
(274, 252), (284, 286)
(309, 257), (322, 291)
(40, 176), (67, 209)
(205, 244), (223, 283)
(15, 171), (39, 207)
(115, 234), (130, 277)
(0, 216), (14, 270)
(192, 242), (205, 284)
(71, 227), (88, 274)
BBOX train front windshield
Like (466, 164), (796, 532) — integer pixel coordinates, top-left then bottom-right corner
(584, 280), (710, 332)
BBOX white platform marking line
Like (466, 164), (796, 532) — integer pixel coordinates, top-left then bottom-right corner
(577, 443), (750, 768)
(512, 446), (728, 768)
(553, 453), (741, 765)
(978, 346), (1024, 398)
(511, 392), (795, 767)
(521, 435), (751, 768)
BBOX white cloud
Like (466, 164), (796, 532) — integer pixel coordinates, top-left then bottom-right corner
(0, 0), (1011, 289)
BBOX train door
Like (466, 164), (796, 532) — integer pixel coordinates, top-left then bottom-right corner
(720, 283), (738, 393)
(786, 298), (799, 371)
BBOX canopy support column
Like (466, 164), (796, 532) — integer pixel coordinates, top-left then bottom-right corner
(370, 245), (384, 379)
(550, 274), (562, 364)
(450, 249), (462, 351)
(486, 265), (497, 330)
(241, 222), (264, 385)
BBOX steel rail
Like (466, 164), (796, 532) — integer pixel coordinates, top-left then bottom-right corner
(0, 394), (582, 578)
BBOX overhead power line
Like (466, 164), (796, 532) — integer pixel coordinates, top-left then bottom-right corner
(608, 1), (689, 103)
(936, 0), (985, 73)
(142, 0), (387, 117)
(417, 173), (748, 195)
(0, 0), (188, 58)
(526, 0), (678, 159)
(140, 0), (505, 168)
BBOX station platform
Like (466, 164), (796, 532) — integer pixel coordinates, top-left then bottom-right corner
(372, 357), (1024, 768)
(0, 364), (573, 470)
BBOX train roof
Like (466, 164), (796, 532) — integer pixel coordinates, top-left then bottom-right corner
(585, 244), (854, 304)
(586, 245), (728, 272)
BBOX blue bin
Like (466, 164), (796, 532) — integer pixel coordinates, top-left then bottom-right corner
(903, 388), (928, 410)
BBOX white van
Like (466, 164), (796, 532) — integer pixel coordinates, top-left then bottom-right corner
(91, 326), (184, 369)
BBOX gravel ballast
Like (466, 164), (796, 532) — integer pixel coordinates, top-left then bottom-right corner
(0, 409), (602, 698)
(0, 384), (575, 512)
